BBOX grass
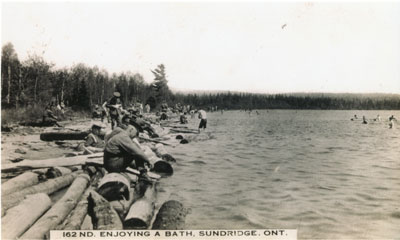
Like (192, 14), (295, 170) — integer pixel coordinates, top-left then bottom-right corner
(1, 105), (91, 126)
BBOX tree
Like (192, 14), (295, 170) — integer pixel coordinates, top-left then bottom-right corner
(22, 54), (53, 105)
(1, 43), (20, 107)
(151, 64), (171, 107)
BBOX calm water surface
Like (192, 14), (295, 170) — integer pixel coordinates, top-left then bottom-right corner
(157, 110), (400, 239)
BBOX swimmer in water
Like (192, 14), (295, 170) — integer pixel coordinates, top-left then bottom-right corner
(362, 116), (368, 124)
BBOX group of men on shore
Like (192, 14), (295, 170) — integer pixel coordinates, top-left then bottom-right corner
(82, 92), (208, 177)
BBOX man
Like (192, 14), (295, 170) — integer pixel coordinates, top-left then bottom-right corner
(180, 112), (188, 124)
(198, 109), (207, 133)
(75, 123), (105, 153)
(42, 105), (61, 127)
(104, 121), (152, 173)
(106, 92), (123, 129)
(389, 115), (397, 129)
(85, 123), (105, 148)
(145, 103), (150, 113)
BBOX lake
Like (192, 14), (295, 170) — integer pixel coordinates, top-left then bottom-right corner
(157, 110), (400, 239)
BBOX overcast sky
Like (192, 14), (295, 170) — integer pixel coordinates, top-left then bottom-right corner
(2, 2), (400, 93)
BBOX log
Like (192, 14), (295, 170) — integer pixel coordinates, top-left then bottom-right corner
(20, 173), (90, 239)
(139, 137), (173, 146)
(97, 173), (132, 202)
(57, 188), (91, 230)
(2, 153), (103, 172)
(154, 143), (176, 162)
(87, 190), (123, 230)
(84, 162), (160, 181)
(80, 214), (93, 230)
(141, 146), (173, 175)
(1, 171), (40, 195)
(40, 131), (89, 141)
(170, 129), (198, 134)
(2, 171), (80, 211)
(1, 193), (52, 239)
(152, 200), (188, 230)
(124, 183), (156, 229)
(57, 168), (105, 230)
(97, 173), (136, 218)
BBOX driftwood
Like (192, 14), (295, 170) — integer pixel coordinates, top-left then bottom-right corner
(2, 153), (103, 172)
(87, 190), (123, 230)
(2, 171), (80, 211)
(152, 200), (188, 230)
(1, 171), (40, 195)
(20, 173), (90, 239)
(124, 183), (156, 229)
(1, 193), (52, 239)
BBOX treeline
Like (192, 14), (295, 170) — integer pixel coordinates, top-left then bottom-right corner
(174, 92), (400, 110)
(2, 42), (400, 115)
(1, 43), (172, 112)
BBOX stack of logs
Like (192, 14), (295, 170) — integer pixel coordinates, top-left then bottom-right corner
(1, 140), (187, 240)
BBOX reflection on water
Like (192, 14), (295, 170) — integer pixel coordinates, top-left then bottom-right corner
(157, 110), (400, 239)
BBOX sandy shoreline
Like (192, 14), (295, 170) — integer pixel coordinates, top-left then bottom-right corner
(1, 119), (99, 168)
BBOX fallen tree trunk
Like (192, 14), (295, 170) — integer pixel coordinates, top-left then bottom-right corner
(20, 173), (90, 239)
(58, 167), (105, 230)
(170, 128), (198, 134)
(1, 193), (52, 239)
(124, 183), (156, 229)
(1, 171), (40, 195)
(40, 131), (89, 141)
(80, 214), (93, 230)
(141, 146), (173, 175)
(154, 143), (176, 162)
(139, 137), (173, 146)
(57, 188), (91, 230)
(2, 153), (103, 172)
(2, 171), (80, 211)
(152, 200), (188, 230)
(87, 190), (123, 230)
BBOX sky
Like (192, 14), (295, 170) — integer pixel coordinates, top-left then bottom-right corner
(1, 1), (400, 94)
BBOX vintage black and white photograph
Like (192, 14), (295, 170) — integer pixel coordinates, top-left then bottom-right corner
(1, 1), (400, 239)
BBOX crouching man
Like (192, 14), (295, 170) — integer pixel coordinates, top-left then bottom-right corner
(103, 123), (152, 173)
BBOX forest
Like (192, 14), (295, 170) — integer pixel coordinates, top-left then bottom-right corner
(2, 42), (400, 124)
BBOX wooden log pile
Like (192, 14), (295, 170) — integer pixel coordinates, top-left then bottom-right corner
(1, 117), (190, 238)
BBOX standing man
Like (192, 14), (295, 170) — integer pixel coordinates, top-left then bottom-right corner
(198, 109), (207, 133)
(106, 92), (123, 130)
(145, 103), (150, 113)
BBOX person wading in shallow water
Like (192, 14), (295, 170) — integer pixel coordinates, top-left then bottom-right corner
(389, 115), (397, 129)
(103, 121), (152, 175)
(198, 109), (207, 133)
